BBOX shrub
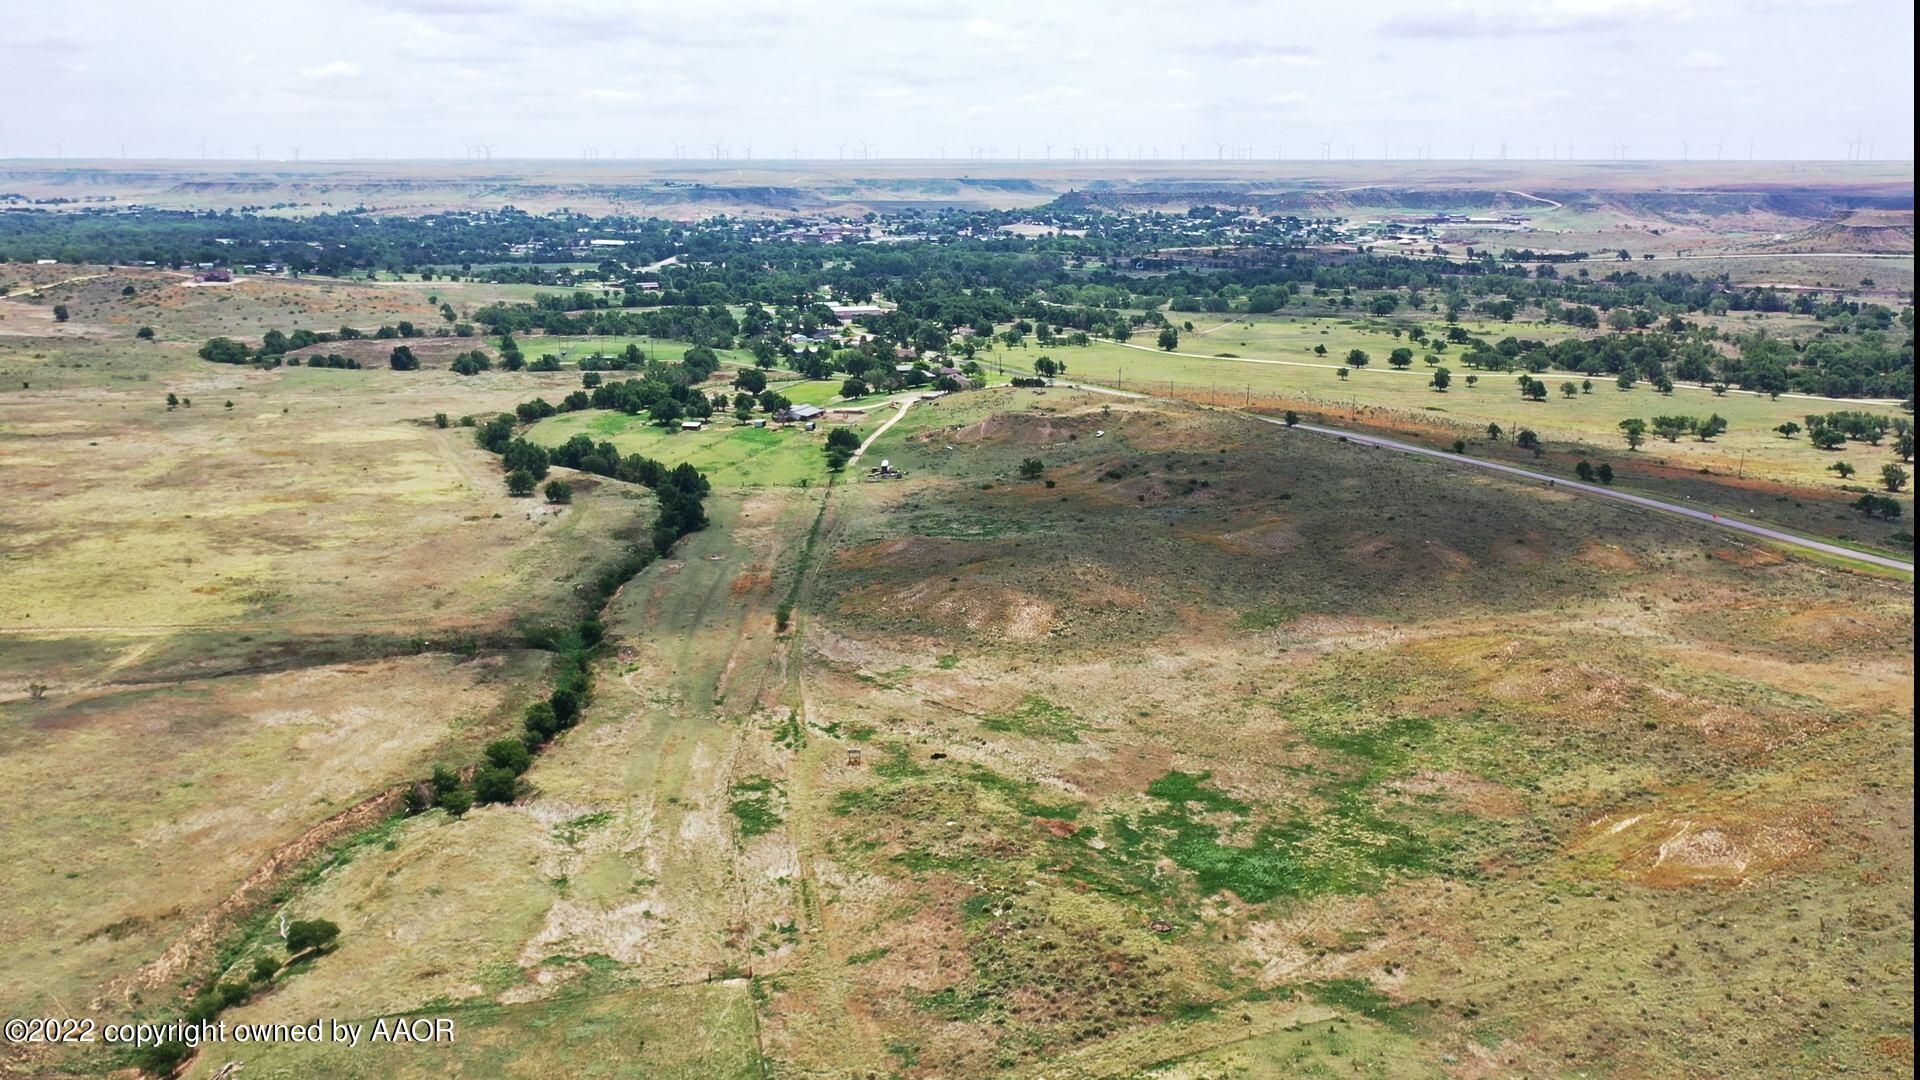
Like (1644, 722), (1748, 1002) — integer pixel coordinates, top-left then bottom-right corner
(284, 918), (340, 955)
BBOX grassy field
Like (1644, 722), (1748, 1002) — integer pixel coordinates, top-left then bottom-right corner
(0, 247), (1910, 1079)
(525, 407), (881, 489)
(971, 315), (1913, 548)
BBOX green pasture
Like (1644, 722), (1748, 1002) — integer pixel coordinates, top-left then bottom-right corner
(526, 408), (878, 489)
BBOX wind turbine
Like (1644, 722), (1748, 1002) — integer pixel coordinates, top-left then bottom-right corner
(1043, 142), (1054, 161)
(196, 141), (207, 160)
(251, 142), (263, 162)
(743, 143), (752, 160)
(859, 140), (873, 159)
(52, 139), (64, 158)
(1680, 140), (1690, 161)
(118, 141), (129, 160)
(671, 141), (684, 159)
(481, 143), (493, 160)
(290, 145), (301, 162)
(835, 142), (846, 160)
(1715, 140), (1724, 160)
(1214, 140), (1227, 160)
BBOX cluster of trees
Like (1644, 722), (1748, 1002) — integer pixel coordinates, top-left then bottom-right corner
(1617, 414), (1727, 447)
(449, 349), (492, 375)
(134, 916), (340, 1074)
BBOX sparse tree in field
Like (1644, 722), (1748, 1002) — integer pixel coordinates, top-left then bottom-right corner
(284, 919), (340, 956)
(1389, 347), (1414, 369)
(1283, 410), (1299, 427)
(1581, 378), (1593, 394)
(1897, 432), (1915, 462)
(136, 325), (155, 340)
(1575, 461), (1596, 482)
(1019, 457), (1045, 479)
(1486, 422), (1502, 441)
(1313, 343), (1327, 356)
(53, 304), (69, 323)
(1829, 461), (1856, 479)
(1809, 425), (1847, 450)
(1451, 439), (1466, 453)
(1882, 464), (1910, 492)
(1464, 374), (1479, 388)
(1560, 381), (1579, 398)
(1515, 428), (1541, 455)
(166, 392), (179, 410)
(1430, 367), (1451, 391)
(1854, 493), (1902, 520)
(1774, 422), (1801, 439)
(1157, 327), (1179, 351)
(544, 479), (573, 504)
(434, 412), (449, 428)
(1033, 356), (1060, 381)
(1619, 418), (1647, 450)
(1695, 414), (1727, 441)
(1336, 368), (1348, 380)
(1345, 348), (1369, 368)
(388, 345), (420, 371)
(1711, 383), (1729, 397)
(506, 469), (537, 496)
(1616, 371), (1636, 391)
(1596, 463), (1614, 484)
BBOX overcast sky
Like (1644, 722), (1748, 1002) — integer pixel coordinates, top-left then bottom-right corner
(4, 0), (1912, 162)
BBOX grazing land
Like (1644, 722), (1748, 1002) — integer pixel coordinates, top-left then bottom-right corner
(0, 162), (1910, 1079)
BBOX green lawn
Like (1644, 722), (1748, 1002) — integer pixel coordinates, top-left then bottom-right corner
(526, 408), (878, 489)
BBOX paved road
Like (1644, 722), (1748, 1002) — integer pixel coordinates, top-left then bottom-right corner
(1253, 416), (1914, 573)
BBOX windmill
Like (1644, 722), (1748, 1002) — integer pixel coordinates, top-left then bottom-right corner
(480, 143), (493, 160)
(1043, 142), (1054, 161)
(251, 142), (263, 162)
(1468, 142), (1475, 160)
(1214, 140), (1227, 160)
(743, 143), (753, 160)
(52, 139), (64, 158)
(791, 142), (801, 159)
(671, 141), (685, 159)
(1715, 140), (1724, 160)
(834, 142), (846, 160)
(1497, 141), (1507, 160)
(1680, 140), (1690, 161)
(118, 140), (129, 160)
(1178, 143), (1186, 160)
(290, 145), (302, 162)
(196, 141), (207, 160)
(858, 140), (873, 159)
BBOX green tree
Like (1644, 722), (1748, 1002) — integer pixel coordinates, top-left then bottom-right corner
(1774, 422), (1801, 439)
(388, 345), (420, 371)
(543, 479), (573, 504)
(1650, 415), (1693, 443)
(1430, 367), (1451, 391)
(136, 325), (155, 340)
(1157, 327), (1179, 351)
(1618, 418), (1647, 450)
(1695, 414), (1728, 441)
(1575, 461), (1596, 482)
(839, 377), (868, 399)
(1388, 347), (1414, 369)
(1018, 457), (1045, 479)
(506, 469), (537, 496)
(1283, 410), (1299, 427)
(53, 304), (69, 323)
(1596, 463), (1614, 484)
(484, 738), (532, 775)
(1829, 461), (1856, 479)
(1882, 464), (1909, 492)
(284, 919), (340, 956)
(472, 767), (518, 805)
(1345, 349), (1370, 368)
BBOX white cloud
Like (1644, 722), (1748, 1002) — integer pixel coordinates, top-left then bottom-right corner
(1679, 47), (1727, 67)
(300, 59), (361, 79)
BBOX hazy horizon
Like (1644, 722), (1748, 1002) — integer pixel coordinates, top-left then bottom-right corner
(3, 0), (1912, 163)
